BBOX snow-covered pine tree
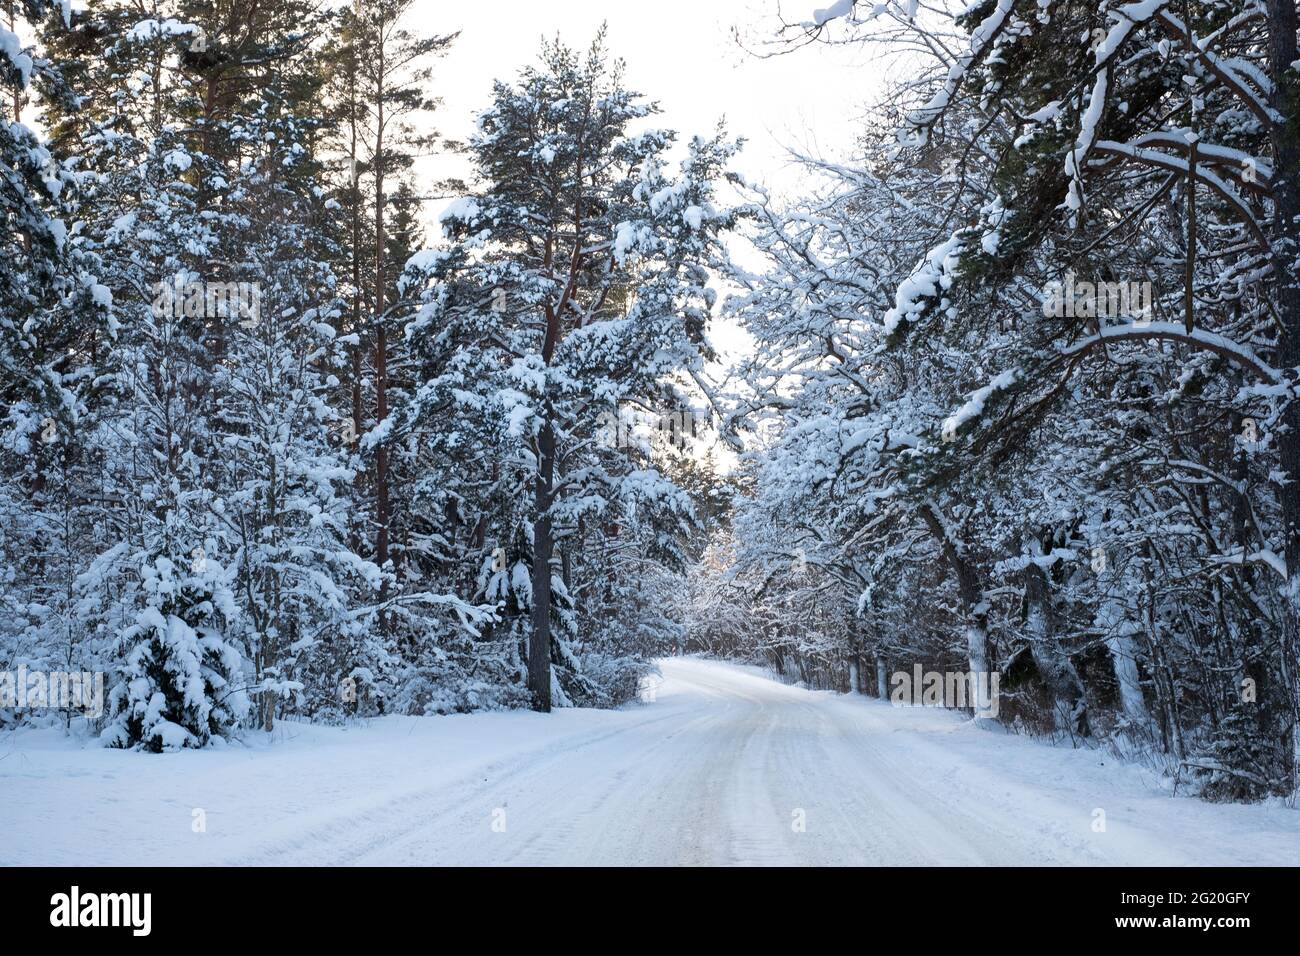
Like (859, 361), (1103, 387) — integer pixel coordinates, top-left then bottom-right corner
(327, 0), (456, 621)
(34, 0), (340, 743)
(77, 12), (240, 747)
(101, 554), (246, 750)
(398, 30), (746, 710)
(204, 93), (388, 731)
(0, 0), (115, 730)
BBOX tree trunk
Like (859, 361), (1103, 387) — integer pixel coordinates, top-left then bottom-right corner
(373, 78), (389, 582)
(1097, 589), (1151, 730)
(920, 502), (993, 681)
(347, 62), (365, 555)
(527, 415), (556, 712)
(1024, 558), (1088, 735)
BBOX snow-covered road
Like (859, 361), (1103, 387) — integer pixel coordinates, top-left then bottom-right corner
(4, 657), (1297, 865)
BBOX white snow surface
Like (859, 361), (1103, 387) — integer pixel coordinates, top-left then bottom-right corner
(4, 658), (1296, 866)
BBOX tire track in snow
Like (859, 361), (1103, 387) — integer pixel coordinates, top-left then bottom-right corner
(222, 705), (698, 866)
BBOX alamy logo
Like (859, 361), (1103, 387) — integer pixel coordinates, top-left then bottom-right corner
(890, 665), (1000, 718)
(1041, 271), (1153, 323)
(151, 278), (262, 326)
(50, 886), (151, 936)
(595, 405), (700, 452)
(0, 667), (104, 718)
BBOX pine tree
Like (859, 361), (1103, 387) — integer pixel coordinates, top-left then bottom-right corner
(399, 30), (746, 709)
(101, 554), (247, 750)
(0, 0), (113, 728)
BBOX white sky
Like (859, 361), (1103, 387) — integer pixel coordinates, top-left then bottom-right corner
(415, 0), (881, 211)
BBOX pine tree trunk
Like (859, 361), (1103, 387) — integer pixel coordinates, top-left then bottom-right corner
(528, 415), (555, 711)
(347, 65), (365, 556)
(372, 50), (390, 615)
(527, 214), (569, 710)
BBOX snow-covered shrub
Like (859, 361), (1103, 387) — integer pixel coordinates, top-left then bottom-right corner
(101, 558), (248, 751)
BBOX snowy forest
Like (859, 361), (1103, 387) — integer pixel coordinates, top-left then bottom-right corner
(2, 0), (1298, 816)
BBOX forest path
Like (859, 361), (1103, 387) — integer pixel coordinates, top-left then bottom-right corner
(308, 659), (1287, 866)
(8, 658), (1297, 866)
